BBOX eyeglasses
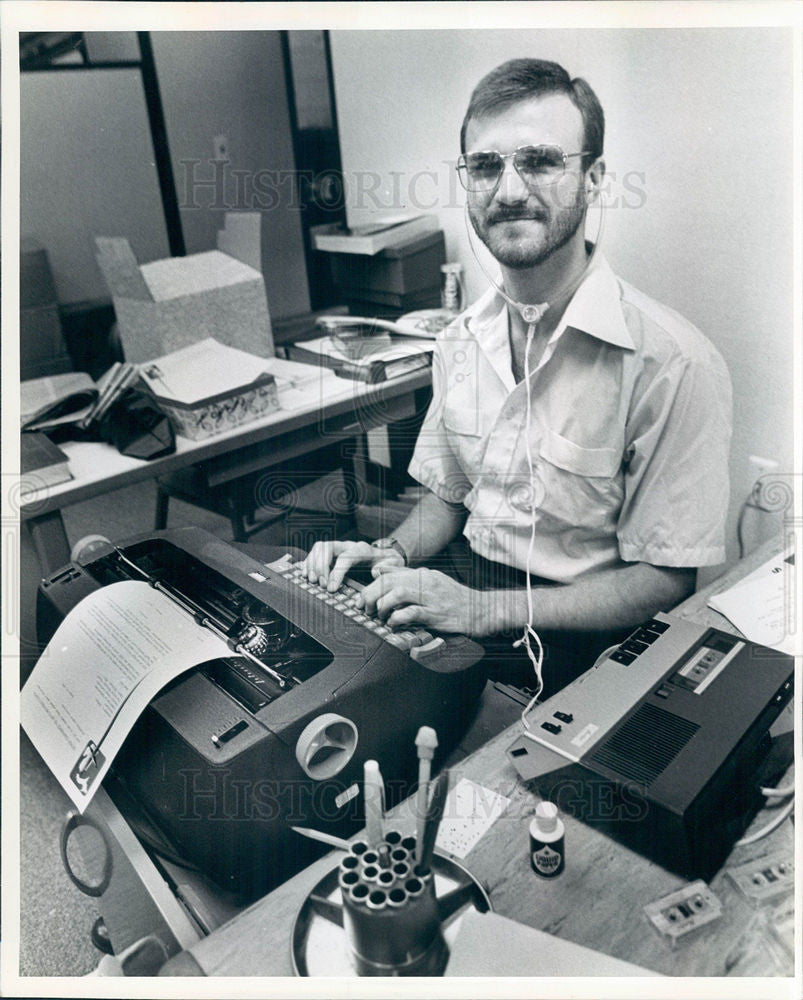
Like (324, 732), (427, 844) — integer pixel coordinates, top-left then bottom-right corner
(456, 144), (590, 193)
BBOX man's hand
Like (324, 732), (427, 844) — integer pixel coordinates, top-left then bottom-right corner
(358, 566), (493, 636)
(299, 540), (404, 592)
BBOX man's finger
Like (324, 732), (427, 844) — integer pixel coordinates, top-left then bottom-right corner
(327, 544), (370, 591)
(360, 569), (413, 610)
(304, 541), (334, 582)
(374, 579), (425, 618)
(318, 541), (348, 586)
(374, 588), (407, 619)
(371, 558), (402, 577)
(386, 604), (429, 627)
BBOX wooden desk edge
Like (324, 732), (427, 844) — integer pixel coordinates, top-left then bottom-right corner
(20, 367), (432, 520)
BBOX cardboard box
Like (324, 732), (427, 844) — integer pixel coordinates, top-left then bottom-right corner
(20, 237), (72, 379)
(328, 230), (446, 307)
(138, 338), (279, 441)
(95, 213), (274, 365)
(21, 236), (58, 307)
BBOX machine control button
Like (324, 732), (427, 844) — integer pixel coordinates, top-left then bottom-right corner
(553, 711), (573, 724)
(643, 619), (670, 634)
(610, 649), (637, 665)
(655, 686), (671, 699)
(211, 720), (249, 747)
(631, 627), (661, 645)
(541, 721), (562, 735)
(622, 639), (649, 655)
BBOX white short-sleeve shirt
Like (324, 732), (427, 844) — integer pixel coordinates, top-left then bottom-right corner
(408, 254), (733, 584)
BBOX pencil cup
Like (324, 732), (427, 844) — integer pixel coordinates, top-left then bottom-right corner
(340, 835), (448, 976)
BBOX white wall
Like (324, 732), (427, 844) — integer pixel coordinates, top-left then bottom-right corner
(152, 31), (310, 320)
(20, 32), (311, 321)
(20, 69), (171, 303)
(330, 27), (795, 571)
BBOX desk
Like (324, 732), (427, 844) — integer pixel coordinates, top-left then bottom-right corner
(21, 367), (432, 575)
(159, 538), (795, 978)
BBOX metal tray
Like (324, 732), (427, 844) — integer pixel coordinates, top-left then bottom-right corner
(291, 851), (491, 977)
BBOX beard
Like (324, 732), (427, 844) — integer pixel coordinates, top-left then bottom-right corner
(468, 182), (587, 270)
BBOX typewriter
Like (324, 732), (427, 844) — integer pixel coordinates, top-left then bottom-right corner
(37, 526), (486, 902)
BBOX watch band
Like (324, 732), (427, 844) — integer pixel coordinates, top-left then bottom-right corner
(370, 537), (408, 566)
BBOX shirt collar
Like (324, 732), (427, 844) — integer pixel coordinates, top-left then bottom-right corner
(464, 251), (635, 352)
(558, 253), (635, 350)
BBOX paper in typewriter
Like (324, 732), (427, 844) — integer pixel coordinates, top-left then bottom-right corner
(21, 580), (231, 811)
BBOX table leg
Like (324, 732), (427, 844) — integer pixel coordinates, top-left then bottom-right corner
(25, 510), (72, 576)
(340, 441), (360, 523)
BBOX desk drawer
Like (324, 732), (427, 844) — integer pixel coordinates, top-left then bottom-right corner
(320, 390), (418, 435)
(205, 391), (421, 488)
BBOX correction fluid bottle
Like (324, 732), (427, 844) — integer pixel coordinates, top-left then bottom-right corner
(529, 801), (565, 878)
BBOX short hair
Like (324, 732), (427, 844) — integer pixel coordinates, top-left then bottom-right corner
(460, 58), (604, 167)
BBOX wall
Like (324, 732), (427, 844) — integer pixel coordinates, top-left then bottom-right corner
(151, 31), (310, 320)
(20, 31), (310, 321)
(330, 27), (795, 571)
(20, 69), (170, 303)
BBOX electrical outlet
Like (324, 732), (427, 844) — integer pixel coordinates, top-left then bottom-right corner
(747, 455), (780, 512)
(644, 880), (722, 947)
(213, 134), (230, 162)
(749, 455), (779, 475)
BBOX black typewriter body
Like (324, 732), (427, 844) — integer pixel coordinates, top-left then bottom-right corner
(36, 527), (486, 901)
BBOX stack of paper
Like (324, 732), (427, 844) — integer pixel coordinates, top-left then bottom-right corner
(287, 331), (433, 384)
(138, 337), (280, 440)
(707, 549), (798, 655)
(311, 214), (438, 255)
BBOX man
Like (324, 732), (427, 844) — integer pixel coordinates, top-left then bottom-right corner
(300, 58), (732, 694)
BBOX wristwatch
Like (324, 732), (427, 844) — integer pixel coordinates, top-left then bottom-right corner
(370, 537), (408, 566)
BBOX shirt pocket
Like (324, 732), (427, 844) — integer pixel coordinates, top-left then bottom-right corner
(534, 425), (622, 530)
(443, 405), (491, 472)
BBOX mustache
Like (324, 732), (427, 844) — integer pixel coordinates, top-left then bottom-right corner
(486, 208), (548, 224)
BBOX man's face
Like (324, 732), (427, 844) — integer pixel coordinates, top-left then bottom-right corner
(464, 94), (589, 270)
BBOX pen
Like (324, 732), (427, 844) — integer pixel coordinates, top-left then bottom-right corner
(414, 726), (438, 866)
(417, 769), (450, 877)
(363, 759), (385, 847)
(290, 826), (351, 851)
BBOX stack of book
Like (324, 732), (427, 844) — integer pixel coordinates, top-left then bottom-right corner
(311, 214), (439, 256)
(21, 432), (72, 493)
(21, 363), (139, 433)
(286, 319), (436, 384)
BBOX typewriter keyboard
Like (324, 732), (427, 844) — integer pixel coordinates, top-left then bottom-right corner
(268, 555), (442, 655)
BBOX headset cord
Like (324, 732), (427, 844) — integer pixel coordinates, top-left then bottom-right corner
(461, 194), (606, 729)
(517, 317), (545, 729)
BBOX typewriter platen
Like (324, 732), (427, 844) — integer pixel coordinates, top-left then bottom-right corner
(37, 527), (486, 901)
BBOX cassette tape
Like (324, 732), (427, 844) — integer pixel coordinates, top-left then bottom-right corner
(644, 880), (722, 947)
